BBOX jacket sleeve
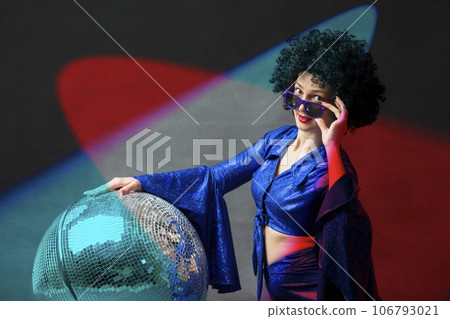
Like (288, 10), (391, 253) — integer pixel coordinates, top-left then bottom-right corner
(314, 170), (381, 301)
(133, 131), (270, 293)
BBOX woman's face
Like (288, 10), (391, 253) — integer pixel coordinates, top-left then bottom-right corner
(291, 72), (336, 136)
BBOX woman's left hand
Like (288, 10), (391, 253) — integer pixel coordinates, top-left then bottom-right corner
(314, 96), (348, 148)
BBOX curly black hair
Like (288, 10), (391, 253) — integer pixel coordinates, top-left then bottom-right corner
(270, 29), (386, 131)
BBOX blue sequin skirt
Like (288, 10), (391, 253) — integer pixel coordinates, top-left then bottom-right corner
(263, 247), (319, 301)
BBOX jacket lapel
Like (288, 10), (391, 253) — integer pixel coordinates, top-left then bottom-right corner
(293, 146), (327, 187)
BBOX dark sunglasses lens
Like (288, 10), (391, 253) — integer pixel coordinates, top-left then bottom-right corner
(285, 93), (300, 109)
(304, 102), (322, 118)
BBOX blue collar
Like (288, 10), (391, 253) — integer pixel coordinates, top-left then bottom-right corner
(265, 128), (328, 187)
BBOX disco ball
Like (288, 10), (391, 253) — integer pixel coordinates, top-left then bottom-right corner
(32, 191), (208, 301)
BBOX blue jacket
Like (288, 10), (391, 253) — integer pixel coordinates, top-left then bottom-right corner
(135, 125), (380, 300)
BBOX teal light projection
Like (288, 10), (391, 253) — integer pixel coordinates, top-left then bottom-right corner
(227, 5), (378, 89)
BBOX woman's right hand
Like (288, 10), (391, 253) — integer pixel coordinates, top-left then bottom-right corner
(83, 177), (142, 197)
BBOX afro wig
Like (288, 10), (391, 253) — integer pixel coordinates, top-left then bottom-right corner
(270, 29), (386, 131)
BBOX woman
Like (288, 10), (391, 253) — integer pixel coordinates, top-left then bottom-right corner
(85, 29), (385, 301)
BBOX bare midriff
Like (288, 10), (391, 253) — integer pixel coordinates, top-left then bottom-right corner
(263, 225), (315, 267)
(262, 134), (320, 267)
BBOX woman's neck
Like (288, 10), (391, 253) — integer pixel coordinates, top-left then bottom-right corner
(292, 130), (323, 153)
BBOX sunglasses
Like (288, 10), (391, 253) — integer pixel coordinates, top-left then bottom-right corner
(283, 89), (329, 118)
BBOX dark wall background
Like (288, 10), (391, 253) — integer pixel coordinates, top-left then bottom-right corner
(1, 0), (449, 192)
(1, 0), (449, 300)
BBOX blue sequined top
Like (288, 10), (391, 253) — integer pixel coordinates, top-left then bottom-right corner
(134, 125), (364, 300)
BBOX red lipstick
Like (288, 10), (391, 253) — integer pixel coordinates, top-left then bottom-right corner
(298, 114), (312, 123)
